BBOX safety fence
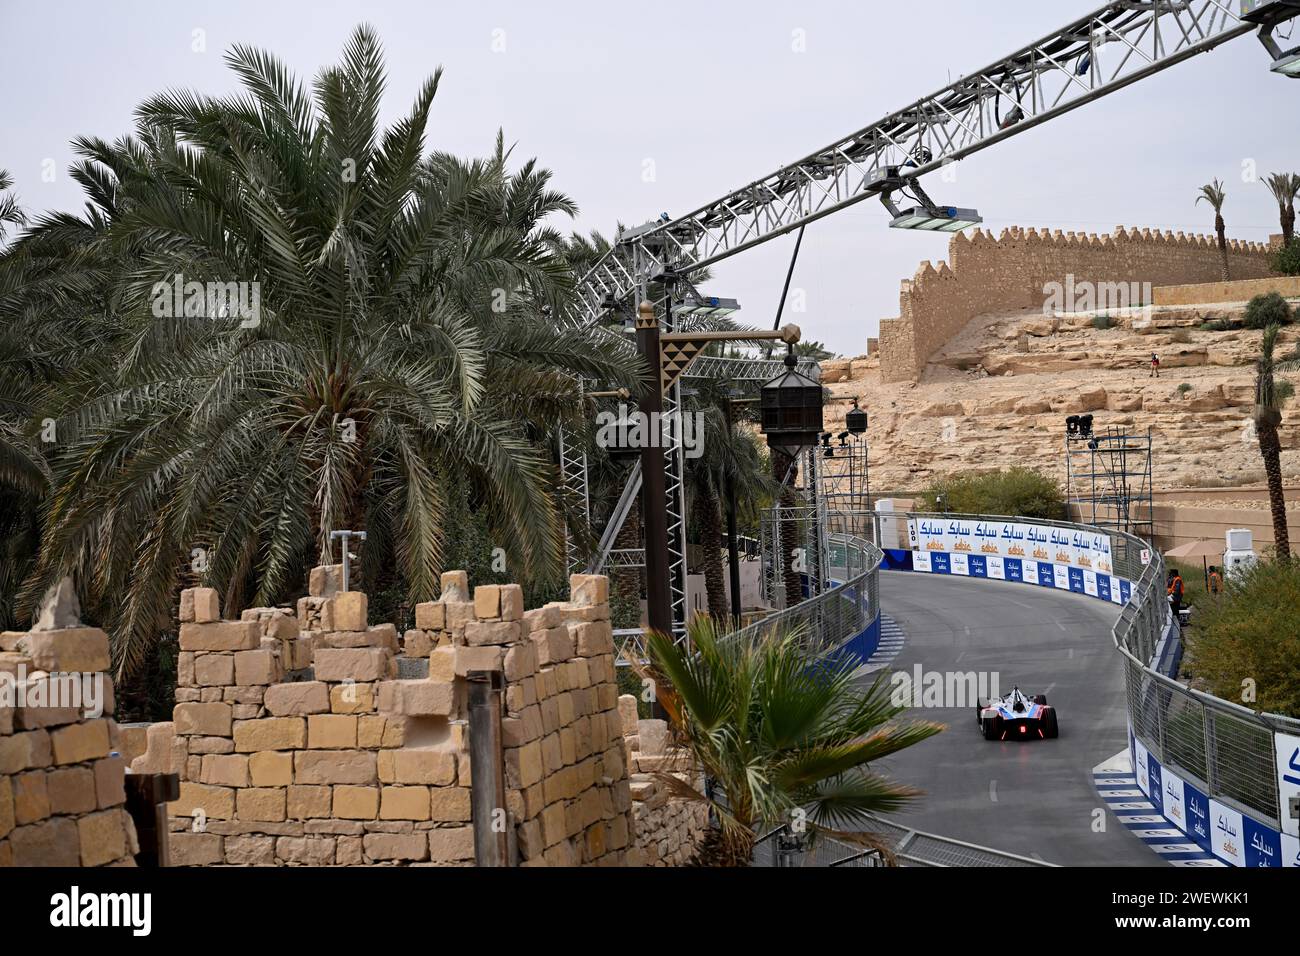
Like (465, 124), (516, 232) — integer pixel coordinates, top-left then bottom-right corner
(898, 511), (1300, 862)
(726, 531), (882, 664)
(751, 815), (1051, 868)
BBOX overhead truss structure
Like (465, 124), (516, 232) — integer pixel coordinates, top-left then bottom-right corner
(560, 0), (1298, 641)
(564, 0), (1287, 329)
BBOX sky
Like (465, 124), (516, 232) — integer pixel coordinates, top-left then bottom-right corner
(3, 0), (1298, 356)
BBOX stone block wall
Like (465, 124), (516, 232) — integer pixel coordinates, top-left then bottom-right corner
(879, 225), (1276, 382)
(0, 587), (138, 867)
(616, 695), (708, 867)
(133, 571), (636, 866)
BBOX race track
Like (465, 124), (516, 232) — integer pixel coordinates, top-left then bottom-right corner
(869, 570), (1157, 866)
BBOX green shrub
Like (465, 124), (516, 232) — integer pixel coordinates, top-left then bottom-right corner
(917, 467), (1066, 520)
(1272, 238), (1300, 277)
(1243, 291), (1293, 330)
(1092, 314), (1115, 330)
(1186, 559), (1300, 718)
(1177, 382), (1193, 395)
(1198, 318), (1232, 332)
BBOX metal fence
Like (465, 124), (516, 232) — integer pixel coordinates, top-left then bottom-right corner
(908, 511), (1300, 831)
(726, 532), (882, 659)
(752, 816), (1052, 868)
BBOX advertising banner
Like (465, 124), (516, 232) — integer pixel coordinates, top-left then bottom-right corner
(907, 517), (1114, 574)
(1275, 731), (1300, 838)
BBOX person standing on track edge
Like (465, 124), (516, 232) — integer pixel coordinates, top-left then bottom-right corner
(1167, 566), (1184, 621)
(1208, 565), (1223, 601)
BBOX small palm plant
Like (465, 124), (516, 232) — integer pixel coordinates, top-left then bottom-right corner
(1196, 179), (1231, 281)
(637, 617), (944, 866)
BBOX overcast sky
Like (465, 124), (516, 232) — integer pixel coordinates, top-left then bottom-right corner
(3, 0), (1297, 354)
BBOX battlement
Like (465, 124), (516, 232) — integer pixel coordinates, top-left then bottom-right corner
(879, 225), (1277, 383)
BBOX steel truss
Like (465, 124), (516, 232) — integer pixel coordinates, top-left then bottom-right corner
(1065, 426), (1155, 539)
(564, 1), (1262, 332)
(559, 0), (1296, 637)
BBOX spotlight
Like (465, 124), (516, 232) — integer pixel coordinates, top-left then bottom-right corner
(1066, 415), (1080, 437)
(888, 205), (983, 232)
(1079, 414), (1094, 437)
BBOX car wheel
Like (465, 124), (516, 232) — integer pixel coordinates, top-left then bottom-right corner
(1032, 694), (1047, 705)
(1042, 709), (1059, 739)
(982, 716), (1002, 740)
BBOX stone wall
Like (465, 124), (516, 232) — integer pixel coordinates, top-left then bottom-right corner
(617, 695), (708, 866)
(878, 226), (1276, 382)
(0, 583), (138, 867)
(1153, 274), (1300, 307)
(132, 571), (636, 866)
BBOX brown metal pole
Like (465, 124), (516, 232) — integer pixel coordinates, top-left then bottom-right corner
(636, 300), (673, 639)
(468, 670), (510, 866)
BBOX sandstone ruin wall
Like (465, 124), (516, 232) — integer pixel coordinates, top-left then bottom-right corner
(878, 226), (1277, 383)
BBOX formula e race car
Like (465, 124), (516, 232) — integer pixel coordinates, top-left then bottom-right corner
(975, 686), (1059, 740)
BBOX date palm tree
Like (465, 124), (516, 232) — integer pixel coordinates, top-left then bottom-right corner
(9, 27), (640, 677)
(684, 384), (776, 621)
(1264, 172), (1299, 247)
(1197, 179), (1231, 281)
(0, 170), (25, 244)
(1254, 323), (1299, 561)
(638, 616), (943, 866)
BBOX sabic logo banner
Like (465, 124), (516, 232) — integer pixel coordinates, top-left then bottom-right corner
(907, 518), (1114, 575)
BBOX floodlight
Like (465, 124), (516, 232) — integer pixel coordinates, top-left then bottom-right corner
(671, 294), (742, 318)
(1272, 49), (1300, 76)
(889, 205), (982, 232)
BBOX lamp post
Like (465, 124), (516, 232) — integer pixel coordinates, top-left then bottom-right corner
(632, 300), (802, 638)
(634, 300), (673, 639)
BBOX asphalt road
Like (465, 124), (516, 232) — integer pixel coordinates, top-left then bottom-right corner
(869, 570), (1158, 866)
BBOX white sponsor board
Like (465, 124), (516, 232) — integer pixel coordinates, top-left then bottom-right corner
(907, 517), (1115, 575)
(1276, 731), (1300, 838)
(1209, 800), (1245, 866)
(1134, 738), (1150, 796)
(1162, 767), (1187, 833)
(1284, 833), (1300, 868)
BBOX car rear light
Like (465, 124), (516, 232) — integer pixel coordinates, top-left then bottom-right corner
(1019, 725), (1026, 733)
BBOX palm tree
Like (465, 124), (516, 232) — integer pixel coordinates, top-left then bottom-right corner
(683, 385), (776, 621)
(1265, 172), (1299, 247)
(9, 26), (639, 677)
(1197, 179), (1231, 281)
(1254, 323), (1299, 561)
(0, 170), (25, 244)
(637, 617), (943, 866)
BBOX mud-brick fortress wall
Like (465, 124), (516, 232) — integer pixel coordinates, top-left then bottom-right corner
(878, 226), (1277, 383)
(1, 610), (138, 867)
(132, 572), (638, 866)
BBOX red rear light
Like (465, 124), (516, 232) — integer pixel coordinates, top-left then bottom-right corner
(1019, 726), (1026, 733)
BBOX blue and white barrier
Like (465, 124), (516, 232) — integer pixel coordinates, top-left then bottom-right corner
(1132, 730), (1300, 867)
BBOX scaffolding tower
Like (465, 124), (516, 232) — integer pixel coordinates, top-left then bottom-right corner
(1065, 426), (1154, 541)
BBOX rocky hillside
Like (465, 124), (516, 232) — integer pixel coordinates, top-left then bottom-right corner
(822, 302), (1300, 493)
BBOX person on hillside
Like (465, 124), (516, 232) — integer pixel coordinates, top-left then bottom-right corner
(1166, 567), (1184, 620)
(1208, 565), (1223, 601)
(1149, 352), (1161, 378)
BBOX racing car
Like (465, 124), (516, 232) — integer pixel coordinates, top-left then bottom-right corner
(975, 686), (1058, 740)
